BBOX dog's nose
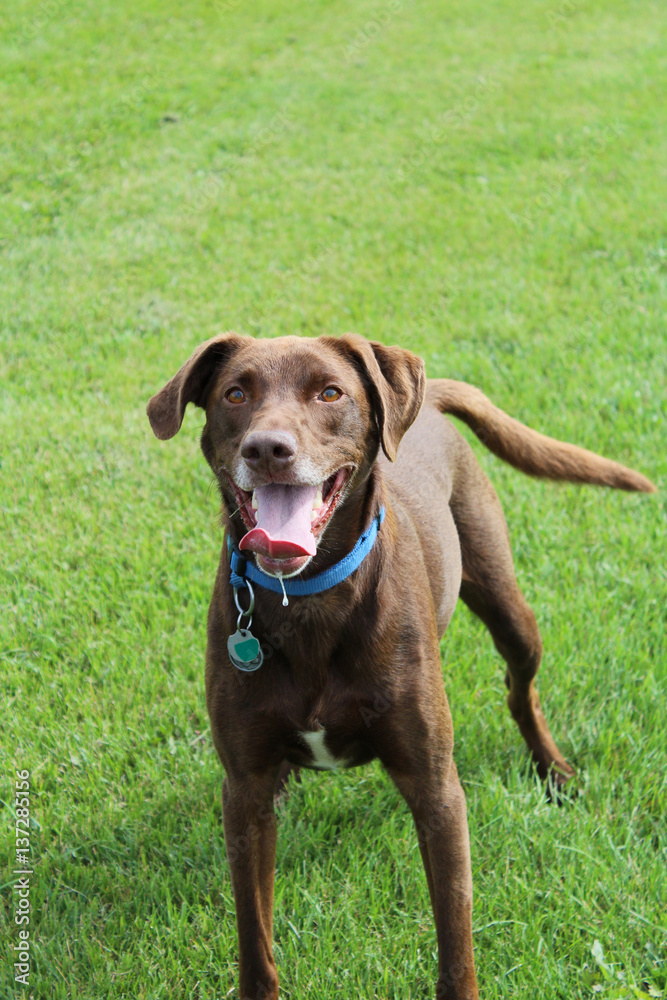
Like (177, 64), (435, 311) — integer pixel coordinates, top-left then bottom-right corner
(241, 430), (298, 473)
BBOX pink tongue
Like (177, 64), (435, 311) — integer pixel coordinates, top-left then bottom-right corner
(239, 484), (318, 559)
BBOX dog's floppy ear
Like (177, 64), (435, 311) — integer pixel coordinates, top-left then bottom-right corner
(333, 334), (426, 461)
(146, 333), (247, 440)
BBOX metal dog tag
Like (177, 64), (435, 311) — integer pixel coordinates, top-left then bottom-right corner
(227, 628), (264, 672)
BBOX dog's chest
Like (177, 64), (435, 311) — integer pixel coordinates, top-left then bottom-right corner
(285, 722), (374, 772)
(297, 729), (348, 769)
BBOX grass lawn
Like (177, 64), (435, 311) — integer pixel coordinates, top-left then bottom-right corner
(1, 0), (665, 996)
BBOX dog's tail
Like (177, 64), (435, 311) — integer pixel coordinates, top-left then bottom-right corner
(428, 379), (656, 492)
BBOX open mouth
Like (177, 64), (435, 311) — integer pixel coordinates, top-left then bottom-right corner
(225, 468), (351, 576)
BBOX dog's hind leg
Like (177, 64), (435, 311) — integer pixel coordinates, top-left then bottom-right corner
(273, 761), (301, 800)
(450, 445), (574, 788)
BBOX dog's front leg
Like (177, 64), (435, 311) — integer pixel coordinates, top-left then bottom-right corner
(222, 770), (280, 1000)
(388, 752), (478, 999)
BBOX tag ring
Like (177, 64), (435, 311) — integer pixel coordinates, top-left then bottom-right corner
(234, 580), (256, 629)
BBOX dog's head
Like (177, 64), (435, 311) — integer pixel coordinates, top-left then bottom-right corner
(147, 333), (424, 576)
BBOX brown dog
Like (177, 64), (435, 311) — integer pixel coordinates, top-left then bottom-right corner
(147, 333), (654, 1000)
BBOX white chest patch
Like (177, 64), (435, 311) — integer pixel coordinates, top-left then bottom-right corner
(299, 729), (347, 770)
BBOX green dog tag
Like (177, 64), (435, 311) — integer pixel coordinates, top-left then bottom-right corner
(227, 628), (264, 672)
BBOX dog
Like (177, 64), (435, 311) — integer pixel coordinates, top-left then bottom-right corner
(147, 333), (655, 1000)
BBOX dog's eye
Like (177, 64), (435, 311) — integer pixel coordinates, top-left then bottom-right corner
(226, 387), (246, 404)
(319, 386), (342, 402)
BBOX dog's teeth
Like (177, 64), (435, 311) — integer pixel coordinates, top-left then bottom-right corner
(313, 486), (323, 511)
(311, 510), (317, 522)
(251, 491), (258, 510)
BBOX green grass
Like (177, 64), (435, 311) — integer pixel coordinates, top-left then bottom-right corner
(1, 0), (666, 996)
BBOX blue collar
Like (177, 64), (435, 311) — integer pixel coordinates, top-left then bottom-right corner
(228, 507), (385, 597)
